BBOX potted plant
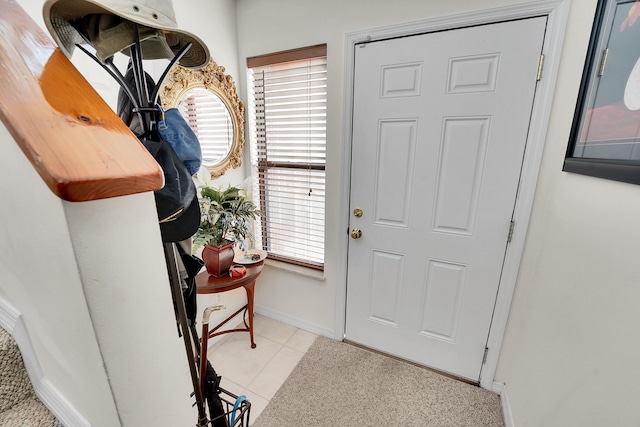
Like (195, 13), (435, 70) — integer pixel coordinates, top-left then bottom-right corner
(193, 167), (262, 276)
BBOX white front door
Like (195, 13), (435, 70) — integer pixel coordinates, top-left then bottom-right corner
(345, 17), (547, 381)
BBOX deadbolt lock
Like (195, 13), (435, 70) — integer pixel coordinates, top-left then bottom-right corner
(353, 208), (363, 218)
(350, 228), (363, 239)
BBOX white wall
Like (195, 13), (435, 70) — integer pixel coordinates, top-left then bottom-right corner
(0, 110), (199, 425)
(234, 0), (535, 338)
(1, 111), (197, 425)
(494, 1), (640, 425)
(162, 0), (250, 189)
(64, 194), (196, 426)
(237, 0), (640, 425)
(0, 122), (120, 425)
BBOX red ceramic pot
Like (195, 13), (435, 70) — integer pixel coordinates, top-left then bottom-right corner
(202, 241), (235, 277)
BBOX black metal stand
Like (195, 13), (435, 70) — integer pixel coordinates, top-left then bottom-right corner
(77, 28), (209, 426)
(164, 243), (209, 426)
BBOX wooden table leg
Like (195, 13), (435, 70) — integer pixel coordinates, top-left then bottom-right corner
(243, 280), (257, 348)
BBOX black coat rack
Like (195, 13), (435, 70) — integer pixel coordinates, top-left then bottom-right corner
(77, 28), (210, 426)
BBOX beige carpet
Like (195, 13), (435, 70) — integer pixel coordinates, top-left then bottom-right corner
(1, 327), (57, 427)
(253, 337), (504, 427)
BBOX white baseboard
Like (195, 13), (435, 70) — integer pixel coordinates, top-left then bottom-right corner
(492, 381), (515, 427)
(37, 378), (90, 427)
(0, 298), (20, 336)
(0, 297), (90, 427)
(254, 304), (334, 338)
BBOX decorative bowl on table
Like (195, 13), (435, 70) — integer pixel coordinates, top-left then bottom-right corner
(233, 248), (267, 265)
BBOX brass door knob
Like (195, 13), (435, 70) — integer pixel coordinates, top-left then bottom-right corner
(350, 228), (363, 239)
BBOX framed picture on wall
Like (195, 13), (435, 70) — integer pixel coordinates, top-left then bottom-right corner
(564, 0), (640, 184)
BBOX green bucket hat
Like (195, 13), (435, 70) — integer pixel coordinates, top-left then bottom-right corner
(43, 0), (210, 69)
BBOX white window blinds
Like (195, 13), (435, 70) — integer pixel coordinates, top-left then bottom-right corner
(247, 45), (327, 269)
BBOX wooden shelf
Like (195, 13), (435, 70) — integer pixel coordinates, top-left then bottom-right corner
(0, 0), (163, 202)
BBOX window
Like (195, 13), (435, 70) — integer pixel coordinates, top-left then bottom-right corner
(565, 0), (640, 184)
(247, 45), (327, 269)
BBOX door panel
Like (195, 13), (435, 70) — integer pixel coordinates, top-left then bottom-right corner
(345, 17), (547, 381)
(374, 120), (417, 226)
(369, 250), (404, 325)
(434, 117), (490, 235)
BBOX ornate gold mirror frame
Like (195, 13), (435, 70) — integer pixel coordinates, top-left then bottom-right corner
(160, 59), (245, 178)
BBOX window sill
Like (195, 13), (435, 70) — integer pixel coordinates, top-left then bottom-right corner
(264, 259), (325, 281)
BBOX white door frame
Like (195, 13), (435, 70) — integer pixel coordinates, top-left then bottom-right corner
(336, 0), (571, 390)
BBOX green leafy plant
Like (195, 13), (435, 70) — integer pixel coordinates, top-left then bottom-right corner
(193, 168), (262, 251)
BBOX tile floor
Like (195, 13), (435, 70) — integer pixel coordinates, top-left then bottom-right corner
(207, 314), (318, 421)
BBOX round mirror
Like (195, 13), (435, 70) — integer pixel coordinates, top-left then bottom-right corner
(160, 60), (244, 178)
(176, 87), (234, 167)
